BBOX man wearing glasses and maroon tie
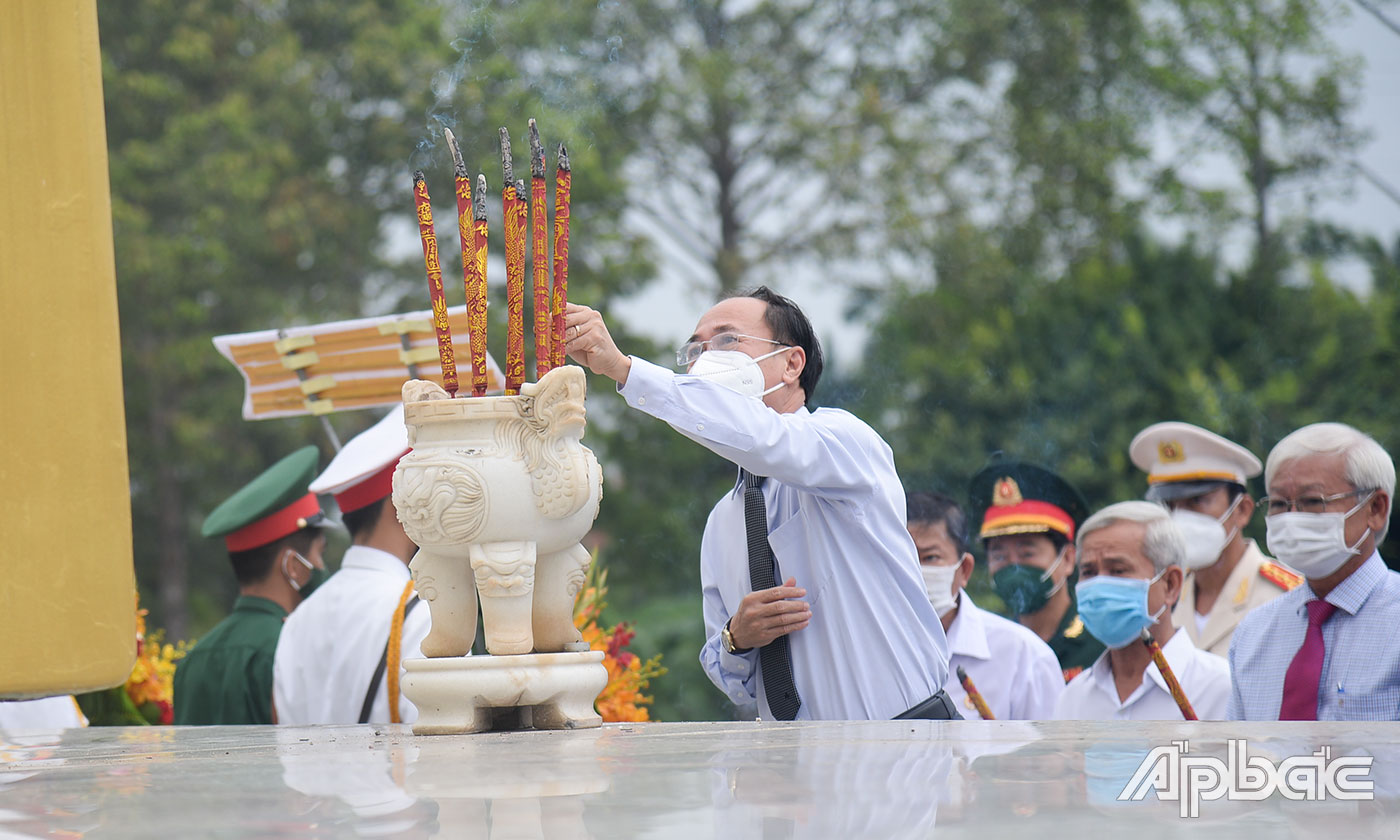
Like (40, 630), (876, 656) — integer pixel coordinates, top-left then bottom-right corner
(563, 287), (956, 721)
(1227, 422), (1400, 721)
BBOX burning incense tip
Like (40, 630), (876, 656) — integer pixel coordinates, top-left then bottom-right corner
(556, 143), (570, 172)
(443, 127), (467, 178)
(499, 127), (515, 184)
(516, 179), (527, 201)
(529, 119), (545, 179)
(474, 174), (488, 221)
(413, 169), (426, 184)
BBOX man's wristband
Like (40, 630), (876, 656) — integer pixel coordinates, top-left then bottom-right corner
(721, 618), (752, 655)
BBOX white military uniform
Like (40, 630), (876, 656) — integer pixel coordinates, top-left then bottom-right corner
(0, 697), (86, 730)
(273, 405), (432, 725)
(275, 545), (431, 724)
(1052, 628), (1232, 720)
(942, 593), (1063, 721)
(1130, 422), (1300, 658)
(1173, 539), (1300, 657)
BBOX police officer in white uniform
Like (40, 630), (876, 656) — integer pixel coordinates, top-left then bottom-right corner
(1130, 422), (1300, 657)
(273, 406), (431, 725)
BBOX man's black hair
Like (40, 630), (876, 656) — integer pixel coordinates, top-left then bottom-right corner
(342, 496), (387, 542)
(730, 285), (824, 406)
(906, 491), (971, 558)
(228, 526), (320, 587)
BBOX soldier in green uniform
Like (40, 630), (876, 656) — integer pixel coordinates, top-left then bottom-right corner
(969, 462), (1102, 682)
(173, 446), (330, 725)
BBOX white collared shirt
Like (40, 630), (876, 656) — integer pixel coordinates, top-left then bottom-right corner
(273, 545), (431, 725)
(619, 357), (949, 721)
(1053, 627), (1231, 721)
(942, 592), (1063, 720)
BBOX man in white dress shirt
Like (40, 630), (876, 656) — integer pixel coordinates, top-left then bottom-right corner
(1053, 501), (1231, 721)
(906, 491), (1063, 720)
(564, 287), (953, 720)
(274, 406), (431, 725)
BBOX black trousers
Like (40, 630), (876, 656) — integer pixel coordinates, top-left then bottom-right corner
(893, 688), (963, 720)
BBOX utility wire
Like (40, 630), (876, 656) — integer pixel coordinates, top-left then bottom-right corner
(1350, 0), (1400, 39)
(1352, 160), (1400, 212)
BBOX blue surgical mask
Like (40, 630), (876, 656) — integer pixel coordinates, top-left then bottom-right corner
(1075, 570), (1168, 650)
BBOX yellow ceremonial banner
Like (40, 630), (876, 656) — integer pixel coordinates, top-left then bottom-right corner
(0, 0), (138, 696)
(213, 306), (505, 420)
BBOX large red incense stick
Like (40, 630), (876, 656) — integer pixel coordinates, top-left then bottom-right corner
(529, 119), (551, 377)
(412, 171), (458, 396)
(443, 129), (483, 397)
(956, 666), (995, 720)
(470, 174), (489, 396)
(500, 128), (526, 395)
(1141, 629), (1199, 720)
(550, 144), (571, 369)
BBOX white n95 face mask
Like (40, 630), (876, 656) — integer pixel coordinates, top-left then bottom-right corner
(1265, 492), (1375, 579)
(686, 348), (786, 399)
(920, 564), (960, 617)
(1170, 495), (1243, 571)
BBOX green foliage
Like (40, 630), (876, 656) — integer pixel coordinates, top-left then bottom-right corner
(851, 230), (1400, 565)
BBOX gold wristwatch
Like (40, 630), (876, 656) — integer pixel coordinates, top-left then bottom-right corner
(721, 618), (751, 655)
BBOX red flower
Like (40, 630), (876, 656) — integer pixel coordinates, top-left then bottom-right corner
(606, 623), (635, 660)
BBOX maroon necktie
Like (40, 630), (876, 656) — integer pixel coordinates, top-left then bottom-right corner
(1278, 599), (1338, 721)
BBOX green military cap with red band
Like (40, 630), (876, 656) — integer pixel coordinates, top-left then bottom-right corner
(969, 461), (1089, 542)
(201, 445), (328, 552)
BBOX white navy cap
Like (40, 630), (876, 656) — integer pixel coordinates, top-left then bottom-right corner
(309, 404), (410, 513)
(1129, 421), (1261, 502)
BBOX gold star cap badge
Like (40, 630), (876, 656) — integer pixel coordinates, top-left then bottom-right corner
(993, 477), (1023, 507)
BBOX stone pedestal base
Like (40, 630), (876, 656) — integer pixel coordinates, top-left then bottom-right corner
(403, 650), (607, 735)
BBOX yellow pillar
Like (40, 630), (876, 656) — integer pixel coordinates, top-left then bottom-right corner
(0, 0), (136, 696)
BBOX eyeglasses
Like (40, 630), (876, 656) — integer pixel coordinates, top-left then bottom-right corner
(1259, 489), (1370, 516)
(675, 332), (785, 367)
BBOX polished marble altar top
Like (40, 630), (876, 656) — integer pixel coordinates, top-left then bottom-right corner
(3, 720), (1398, 838)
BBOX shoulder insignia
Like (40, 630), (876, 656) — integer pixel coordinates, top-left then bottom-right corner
(1232, 575), (1250, 605)
(1259, 561), (1303, 591)
(993, 477), (1023, 507)
(1063, 616), (1084, 639)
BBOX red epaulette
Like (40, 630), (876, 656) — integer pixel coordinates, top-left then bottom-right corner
(1259, 561), (1304, 591)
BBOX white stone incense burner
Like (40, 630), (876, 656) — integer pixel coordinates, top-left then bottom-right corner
(392, 365), (606, 734)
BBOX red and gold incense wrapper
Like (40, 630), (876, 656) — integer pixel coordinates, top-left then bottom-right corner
(550, 143), (571, 369)
(1140, 628), (1199, 720)
(529, 120), (552, 377)
(500, 128), (526, 394)
(470, 174), (489, 396)
(412, 171), (458, 396)
(956, 665), (995, 721)
(443, 128), (485, 397)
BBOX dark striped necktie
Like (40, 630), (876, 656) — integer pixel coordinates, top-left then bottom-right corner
(740, 469), (802, 720)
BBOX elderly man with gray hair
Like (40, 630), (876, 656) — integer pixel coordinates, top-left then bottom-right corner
(1228, 422), (1400, 721)
(1053, 501), (1232, 720)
